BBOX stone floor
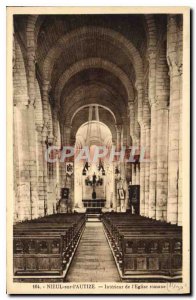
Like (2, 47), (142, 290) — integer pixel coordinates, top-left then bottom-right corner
(66, 221), (120, 282)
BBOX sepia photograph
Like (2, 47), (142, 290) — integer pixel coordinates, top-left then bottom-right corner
(6, 6), (190, 294)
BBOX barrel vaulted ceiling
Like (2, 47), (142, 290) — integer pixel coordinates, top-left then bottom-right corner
(14, 14), (166, 133)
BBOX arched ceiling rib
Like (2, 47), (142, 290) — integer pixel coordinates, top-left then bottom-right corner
(36, 15), (147, 65)
(71, 108), (117, 143)
(54, 58), (134, 109)
(59, 70), (128, 104)
(32, 14), (152, 125)
(59, 83), (126, 125)
(41, 26), (143, 86)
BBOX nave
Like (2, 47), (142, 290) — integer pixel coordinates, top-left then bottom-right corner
(13, 13), (184, 284)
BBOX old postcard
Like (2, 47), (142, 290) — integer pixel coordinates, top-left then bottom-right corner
(7, 6), (190, 294)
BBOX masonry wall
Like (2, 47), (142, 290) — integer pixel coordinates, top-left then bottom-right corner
(13, 14), (183, 225)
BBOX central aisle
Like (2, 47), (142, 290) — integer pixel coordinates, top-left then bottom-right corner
(66, 221), (120, 282)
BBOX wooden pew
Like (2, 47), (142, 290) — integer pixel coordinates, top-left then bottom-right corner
(102, 213), (182, 281)
(13, 213), (86, 280)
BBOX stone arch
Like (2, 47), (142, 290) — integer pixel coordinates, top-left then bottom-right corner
(41, 26), (143, 85)
(61, 83), (127, 124)
(13, 37), (29, 106)
(71, 104), (117, 125)
(62, 81), (129, 109)
(71, 116), (117, 146)
(75, 120), (113, 146)
(55, 58), (134, 109)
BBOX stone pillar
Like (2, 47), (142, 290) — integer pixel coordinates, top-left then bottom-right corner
(62, 123), (72, 174)
(41, 125), (48, 215)
(13, 37), (31, 222)
(131, 165), (136, 185)
(35, 125), (45, 217)
(177, 17), (183, 226)
(155, 38), (170, 221)
(63, 123), (74, 211)
(147, 46), (157, 219)
(144, 124), (150, 217)
(156, 100), (169, 221)
(135, 81), (144, 126)
(46, 108), (59, 215)
(42, 81), (50, 129)
(178, 64), (183, 225)
(149, 102), (157, 218)
(139, 100), (150, 218)
(14, 105), (32, 221)
(139, 124), (146, 216)
(52, 109), (61, 208)
(142, 101), (151, 218)
(41, 81), (51, 215)
(26, 103), (39, 219)
(167, 15), (182, 224)
(26, 23), (40, 219)
(135, 138), (140, 186)
(115, 124), (122, 150)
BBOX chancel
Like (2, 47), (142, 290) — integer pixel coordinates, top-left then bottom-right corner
(13, 13), (183, 283)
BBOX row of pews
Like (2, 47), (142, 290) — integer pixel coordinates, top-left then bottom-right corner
(13, 213), (86, 281)
(102, 213), (182, 281)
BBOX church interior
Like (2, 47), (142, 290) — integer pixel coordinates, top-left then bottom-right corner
(13, 14), (183, 282)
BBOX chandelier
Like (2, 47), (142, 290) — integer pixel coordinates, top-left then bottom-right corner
(82, 105), (106, 176)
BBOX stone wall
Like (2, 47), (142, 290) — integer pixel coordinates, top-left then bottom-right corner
(13, 14), (183, 225)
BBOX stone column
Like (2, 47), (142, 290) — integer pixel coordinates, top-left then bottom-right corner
(131, 164), (136, 185)
(148, 102), (157, 218)
(139, 124), (146, 216)
(178, 64), (183, 225)
(52, 109), (61, 209)
(61, 123), (72, 162)
(135, 81), (144, 127)
(147, 47), (157, 219)
(144, 124), (150, 217)
(115, 124), (122, 150)
(42, 81), (50, 129)
(26, 103), (39, 219)
(167, 15), (182, 224)
(167, 67), (181, 223)
(35, 125), (45, 217)
(155, 38), (170, 221)
(26, 26), (40, 219)
(177, 17), (183, 226)
(63, 124), (74, 211)
(156, 99), (169, 221)
(139, 102), (150, 218)
(14, 105), (32, 221)
(135, 138), (140, 186)
(41, 81), (51, 215)
(142, 101), (151, 218)
(47, 108), (59, 215)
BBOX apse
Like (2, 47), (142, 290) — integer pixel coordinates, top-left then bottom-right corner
(74, 119), (114, 212)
